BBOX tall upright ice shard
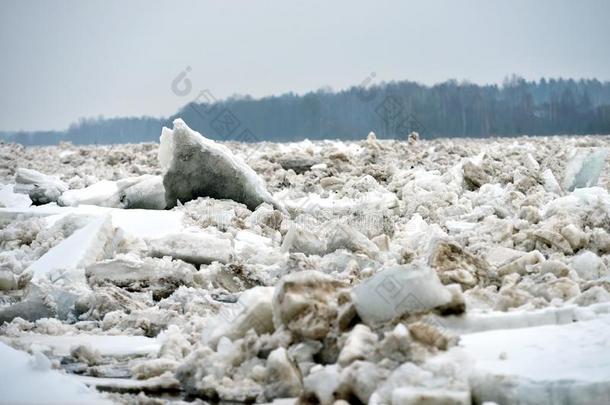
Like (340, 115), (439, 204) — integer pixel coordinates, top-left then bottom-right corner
(159, 119), (284, 212)
(562, 147), (609, 191)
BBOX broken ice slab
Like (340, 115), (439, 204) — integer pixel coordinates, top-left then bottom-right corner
(107, 208), (184, 238)
(0, 269), (18, 290)
(562, 147), (609, 192)
(571, 250), (609, 281)
(281, 223), (326, 256)
(272, 270), (348, 340)
(351, 264), (452, 326)
(146, 231), (234, 265)
(337, 324), (378, 367)
(0, 285), (56, 323)
(58, 175), (166, 209)
(542, 186), (610, 221)
(234, 229), (279, 265)
(326, 222), (380, 259)
(483, 246), (520, 267)
(14, 168), (68, 205)
(302, 364), (341, 405)
(204, 286), (275, 347)
(0, 342), (111, 404)
(76, 373), (180, 394)
(274, 154), (320, 174)
(462, 315), (610, 404)
(541, 168), (562, 194)
(119, 175), (166, 209)
(0, 215), (116, 323)
(159, 118), (284, 212)
(86, 255), (197, 300)
(0, 184), (31, 208)
(59, 180), (123, 207)
(29, 215), (114, 283)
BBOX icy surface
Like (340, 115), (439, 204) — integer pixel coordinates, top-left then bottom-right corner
(351, 264), (452, 326)
(147, 231), (234, 265)
(58, 175), (165, 209)
(461, 315), (610, 404)
(562, 147), (609, 191)
(0, 184), (31, 208)
(1, 131), (610, 403)
(14, 168), (68, 205)
(0, 342), (110, 404)
(29, 215), (113, 283)
(160, 118), (283, 211)
(0, 333), (159, 357)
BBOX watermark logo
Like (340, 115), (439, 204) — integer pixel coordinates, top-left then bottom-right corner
(374, 95), (427, 139)
(374, 275), (433, 315)
(375, 274), (404, 304)
(171, 66), (193, 97)
(355, 72), (378, 102)
(210, 109), (241, 139)
(170, 67), (262, 158)
(375, 95), (404, 123)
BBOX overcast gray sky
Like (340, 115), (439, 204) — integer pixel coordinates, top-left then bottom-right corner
(1, 0), (609, 131)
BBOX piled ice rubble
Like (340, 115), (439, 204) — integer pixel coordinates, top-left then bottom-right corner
(0, 129), (609, 403)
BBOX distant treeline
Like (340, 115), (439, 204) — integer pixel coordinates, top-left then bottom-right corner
(3, 76), (610, 145)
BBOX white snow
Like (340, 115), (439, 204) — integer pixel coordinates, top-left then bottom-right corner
(0, 204), (184, 239)
(461, 315), (610, 404)
(0, 342), (111, 404)
(429, 302), (610, 334)
(2, 132), (610, 403)
(1, 333), (160, 357)
(0, 183), (31, 208)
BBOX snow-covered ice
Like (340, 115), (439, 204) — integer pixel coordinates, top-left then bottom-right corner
(0, 341), (110, 404)
(1, 128), (610, 403)
(462, 315), (610, 404)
